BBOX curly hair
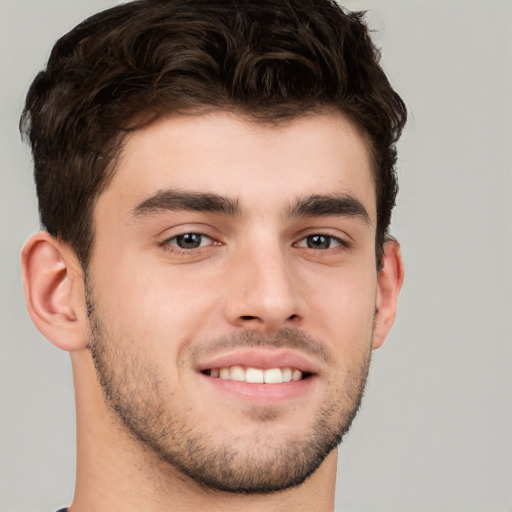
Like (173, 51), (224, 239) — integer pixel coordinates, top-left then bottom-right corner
(20, 0), (406, 268)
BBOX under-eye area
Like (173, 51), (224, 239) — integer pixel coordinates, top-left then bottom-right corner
(202, 366), (314, 383)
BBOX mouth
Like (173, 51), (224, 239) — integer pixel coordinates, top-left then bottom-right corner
(202, 366), (313, 383)
(195, 348), (319, 401)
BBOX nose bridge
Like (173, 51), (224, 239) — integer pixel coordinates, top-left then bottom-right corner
(224, 234), (303, 330)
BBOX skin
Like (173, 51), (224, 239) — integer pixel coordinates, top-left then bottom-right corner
(22, 111), (404, 511)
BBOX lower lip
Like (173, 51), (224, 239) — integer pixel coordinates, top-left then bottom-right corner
(199, 373), (316, 402)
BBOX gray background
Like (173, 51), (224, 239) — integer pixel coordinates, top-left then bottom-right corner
(1, 1), (511, 511)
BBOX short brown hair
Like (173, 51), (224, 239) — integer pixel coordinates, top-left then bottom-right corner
(21, 0), (406, 268)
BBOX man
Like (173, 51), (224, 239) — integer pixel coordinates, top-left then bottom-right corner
(20, 0), (406, 510)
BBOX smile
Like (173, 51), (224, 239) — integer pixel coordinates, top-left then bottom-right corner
(196, 347), (320, 400)
(203, 366), (310, 383)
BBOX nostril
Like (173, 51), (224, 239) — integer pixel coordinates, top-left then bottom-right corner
(240, 315), (258, 321)
(288, 314), (298, 321)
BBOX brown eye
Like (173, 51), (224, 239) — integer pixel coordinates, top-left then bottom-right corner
(170, 233), (211, 249)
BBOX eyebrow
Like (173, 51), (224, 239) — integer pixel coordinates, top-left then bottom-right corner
(131, 189), (370, 225)
(287, 194), (371, 224)
(131, 189), (243, 218)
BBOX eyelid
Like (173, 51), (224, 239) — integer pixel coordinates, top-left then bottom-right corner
(155, 221), (221, 242)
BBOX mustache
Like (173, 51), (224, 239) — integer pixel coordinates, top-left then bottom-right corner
(187, 327), (334, 365)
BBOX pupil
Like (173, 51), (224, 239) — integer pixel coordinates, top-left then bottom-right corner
(307, 235), (330, 249)
(177, 233), (202, 248)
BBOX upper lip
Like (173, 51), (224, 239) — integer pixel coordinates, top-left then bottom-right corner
(195, 347), (321, 374)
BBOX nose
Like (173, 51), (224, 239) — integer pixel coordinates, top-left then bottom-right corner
(222, 242), (305, 332)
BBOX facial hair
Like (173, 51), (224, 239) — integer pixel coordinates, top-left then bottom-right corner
(86, 287), (373, 494)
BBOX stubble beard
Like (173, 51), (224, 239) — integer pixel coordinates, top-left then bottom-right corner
(86, 290), (372, 494)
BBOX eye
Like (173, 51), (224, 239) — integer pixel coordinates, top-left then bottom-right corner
(296, 234), (343, 250)
(166, 233), (213, 249)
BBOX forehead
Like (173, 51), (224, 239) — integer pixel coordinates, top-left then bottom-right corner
(99, 111), (376, 221)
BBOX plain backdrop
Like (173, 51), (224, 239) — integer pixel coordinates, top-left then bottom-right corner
(1, 1), (511, 511)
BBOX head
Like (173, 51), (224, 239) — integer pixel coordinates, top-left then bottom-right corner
(20, 0), (406, 498)
(20, 0), (406, 271)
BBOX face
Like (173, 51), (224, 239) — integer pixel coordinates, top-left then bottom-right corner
(87, 112), (380, 492)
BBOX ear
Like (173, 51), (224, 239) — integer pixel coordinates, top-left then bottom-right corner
(21, 231), (89, 352)
(372, 239), (405, 350)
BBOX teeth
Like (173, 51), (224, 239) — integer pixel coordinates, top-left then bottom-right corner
(264, 368), (282, 383)
(246, 367), (264, 383)
(229, 365), (246, 382)
(292, 369), (302, 381)
(207, 366), (304, 383)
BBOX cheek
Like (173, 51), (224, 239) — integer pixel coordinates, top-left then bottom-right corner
(92, 259), (223, 350)
(306, 266), (377, 346)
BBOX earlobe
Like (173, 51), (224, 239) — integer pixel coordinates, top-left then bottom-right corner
(21, 232), (88, 352)
(372, 240), (405, 350)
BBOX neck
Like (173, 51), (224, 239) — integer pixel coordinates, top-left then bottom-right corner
(69, 352), (337, 512)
